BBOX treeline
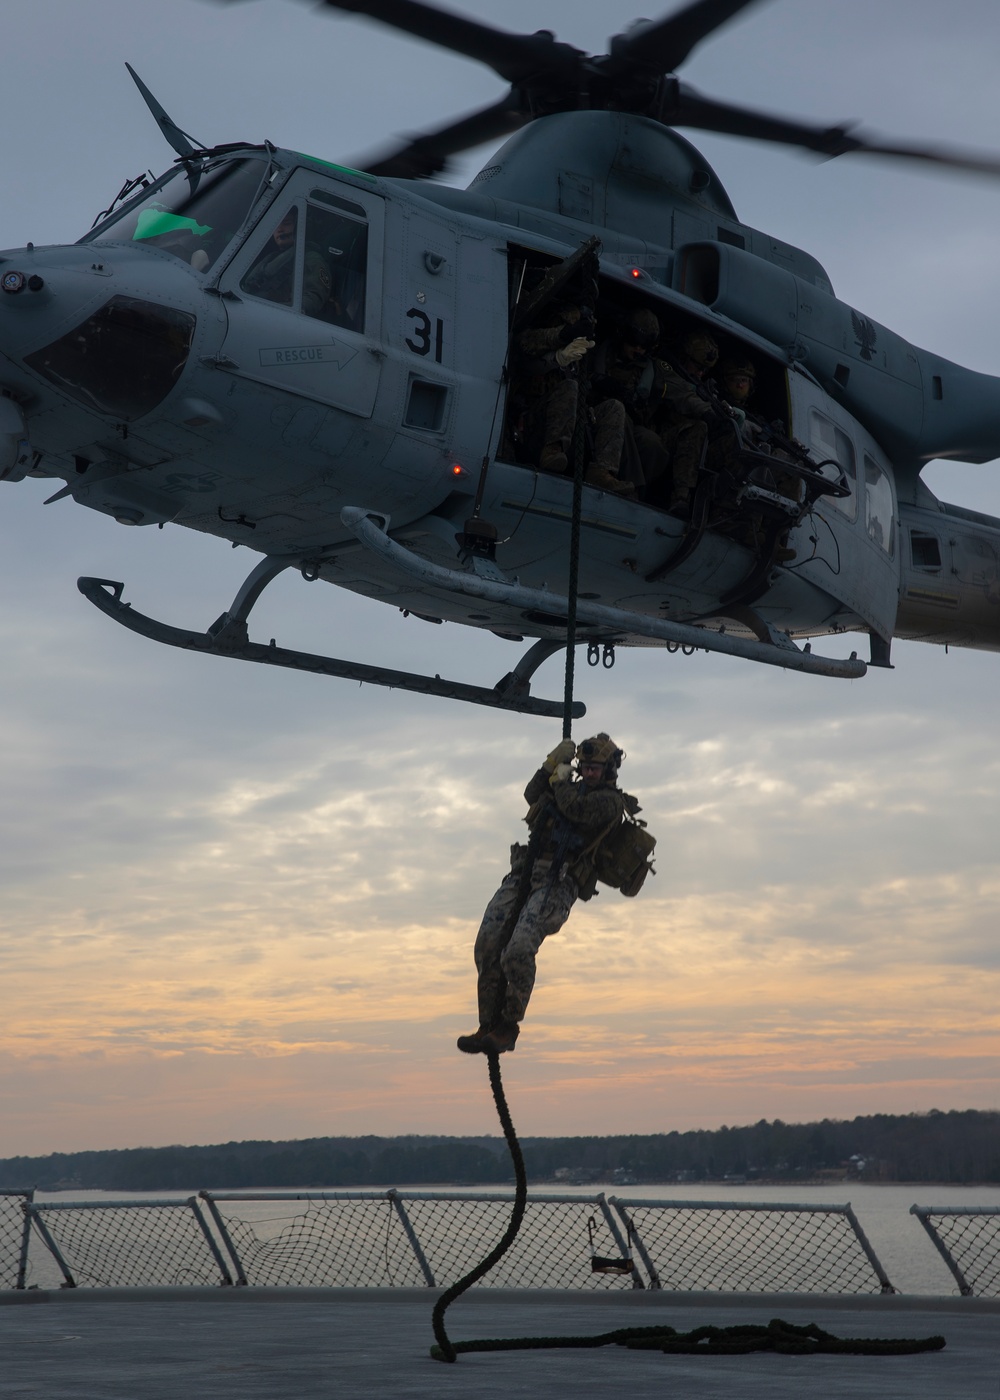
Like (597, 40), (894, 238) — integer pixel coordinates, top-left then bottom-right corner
(2, 1110), (998, 1191)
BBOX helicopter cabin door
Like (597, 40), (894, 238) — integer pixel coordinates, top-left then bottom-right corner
(217, 174), (384, 417)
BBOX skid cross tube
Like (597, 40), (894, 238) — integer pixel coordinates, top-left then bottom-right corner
(342, 508), (867, 680)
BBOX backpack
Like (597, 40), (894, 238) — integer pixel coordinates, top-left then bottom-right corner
(594, 813), (657, 897)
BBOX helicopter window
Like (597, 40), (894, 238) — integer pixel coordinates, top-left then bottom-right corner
(309, 188), (367, 220)
(88, 159), (265, 273)
(807, 408), (857, 520)
(303, 203), (367, 332)
(24, 296), (195, 421)
(241, 206), (300, 309)
(911, 530), (942, 569)
(863, 454), (895, 555)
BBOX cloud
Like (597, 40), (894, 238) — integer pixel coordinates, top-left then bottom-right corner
(1, 0), (999, 1154)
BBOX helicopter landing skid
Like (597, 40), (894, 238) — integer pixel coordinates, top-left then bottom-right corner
(342, 508), (868, 682)
(76, 572), (582, 719)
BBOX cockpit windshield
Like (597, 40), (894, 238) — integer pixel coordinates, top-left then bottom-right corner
(86, 158), (267, 273)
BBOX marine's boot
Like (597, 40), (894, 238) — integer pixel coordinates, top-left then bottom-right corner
(539, 443), (569, 474)
(585, 465), (635, 496)
(478, 1021), (520, 1054)
(456, 1025), (492, 1055)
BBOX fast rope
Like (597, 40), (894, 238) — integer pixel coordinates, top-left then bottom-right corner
(561, 358), (588, 740)
(431, 1050), (527, 1363)
(432, 437), (584, 1347)
(430, 1060), (946, 1363)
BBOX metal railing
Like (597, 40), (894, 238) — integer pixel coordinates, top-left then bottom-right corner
(12, 1190), (895, 1294)
(910, 1206), (1000, 1297)
(0, 1190), (33, 1290)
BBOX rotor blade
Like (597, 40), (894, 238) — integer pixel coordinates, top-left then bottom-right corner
(354, 93), (527, 178)
(670, 83), (1000, 177)
(321, 0), (582, 85)
(607, 0), (770, 76)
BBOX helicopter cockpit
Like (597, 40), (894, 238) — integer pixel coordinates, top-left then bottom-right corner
(85, 155), (269, 274)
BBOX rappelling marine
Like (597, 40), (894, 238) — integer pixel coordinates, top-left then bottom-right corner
(458, 734), (654, 1056)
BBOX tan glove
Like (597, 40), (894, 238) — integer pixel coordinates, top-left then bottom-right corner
(549, 762), (573, 785)
(544, 738), (577, 772)
(555, 337), (595, 367)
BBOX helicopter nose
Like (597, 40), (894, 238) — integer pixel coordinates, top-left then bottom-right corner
(0, 244), (199, 435)
(0, 394), (31, 482)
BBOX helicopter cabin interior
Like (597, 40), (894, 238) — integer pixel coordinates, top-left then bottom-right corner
(500, 244), (793, 501)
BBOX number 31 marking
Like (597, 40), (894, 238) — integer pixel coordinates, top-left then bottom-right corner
(405, 307), (444, 362)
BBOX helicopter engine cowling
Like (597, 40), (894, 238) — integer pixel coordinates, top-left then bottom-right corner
(675, 239), (1000, 472)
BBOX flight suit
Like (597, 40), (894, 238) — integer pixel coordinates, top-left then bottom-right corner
(242, 244), (333, 317)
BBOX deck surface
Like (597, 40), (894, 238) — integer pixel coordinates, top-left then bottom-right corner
(3, 1286), (998, 1398)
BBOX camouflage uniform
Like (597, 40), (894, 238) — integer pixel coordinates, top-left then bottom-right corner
(473, 764), (627, 1028)
(590, 339), (671, 488)
(514, 305), (590, 472)
(655, 364), (725, 503)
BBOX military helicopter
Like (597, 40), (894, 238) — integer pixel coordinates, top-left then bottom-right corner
(4, 0), (1000, 721)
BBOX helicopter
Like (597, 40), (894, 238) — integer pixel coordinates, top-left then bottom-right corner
(4, 0), (1000, 721)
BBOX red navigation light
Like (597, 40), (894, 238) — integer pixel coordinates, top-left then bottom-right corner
(631, 267), (641, 279)
(451, 463), (465, 476)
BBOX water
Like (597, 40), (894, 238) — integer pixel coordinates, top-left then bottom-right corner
(23, 1181), (1000, 1294)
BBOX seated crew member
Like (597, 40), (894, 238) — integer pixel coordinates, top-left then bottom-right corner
(513, 300), (594, 474)
(718, 355), (799, 561)
(457, 734), (642, 1055)
(590, 309), (670, 493)
(655, 331), (744, 515)
(514, 301), (634, 495)
(242, 208), (333, 316)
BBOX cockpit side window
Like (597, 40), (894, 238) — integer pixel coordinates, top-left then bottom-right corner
(808, 408), (857, 520)
(304, 199), (368, 332)
(241, 206), (300, 308)
(238, 199), (369, 331)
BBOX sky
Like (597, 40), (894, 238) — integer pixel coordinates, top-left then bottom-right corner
(1, 0), (1000, 1158)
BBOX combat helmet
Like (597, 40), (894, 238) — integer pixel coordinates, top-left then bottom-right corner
(681, 330), (720, 369)
(719, 356), (756, 403)
(576, 732), (624, 779)
(719, 356), (756, 381)
(620, 308), (660, 349)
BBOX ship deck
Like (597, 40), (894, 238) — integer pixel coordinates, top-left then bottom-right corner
(3, 1286), (997, 1398)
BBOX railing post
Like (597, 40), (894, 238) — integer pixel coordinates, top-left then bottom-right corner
(188, 1196), (236, 1286)
(390, 1192), (436, 1287)
(15, 1191), (34, 1290)
(198, 1192), (248, 1285)
(843, 1203), (895, 1294)
(595, 1193), (644, 1290)
(608, 1196), (659, 1290)
(910, 1205), (974, 1296)
(24, 1206), (76, 1288)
